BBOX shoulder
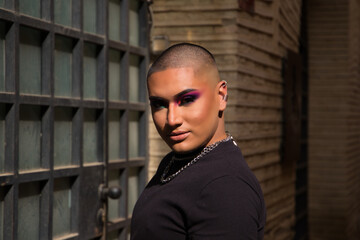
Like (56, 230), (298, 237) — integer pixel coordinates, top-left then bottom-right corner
(199, 175), (264, 214)
(199, 141), (259, 188)
(194, 141), (266, 222)
(146, 151), (173, 186)
(189, 175), (266, 237)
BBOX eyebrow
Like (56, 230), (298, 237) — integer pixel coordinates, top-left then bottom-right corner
(174, 89), (198, 99)
(149, 88), (198, 102)
(148, 96), (165, 102)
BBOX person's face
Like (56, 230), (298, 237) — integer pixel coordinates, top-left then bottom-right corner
(148, 67), (225, 153)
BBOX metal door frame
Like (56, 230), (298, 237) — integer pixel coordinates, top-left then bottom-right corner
(0, 0), (149, 239)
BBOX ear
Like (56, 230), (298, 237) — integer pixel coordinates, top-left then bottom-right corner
(217, 80), (228, 111)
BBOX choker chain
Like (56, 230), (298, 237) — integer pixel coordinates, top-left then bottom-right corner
(160, 134), (233, 184)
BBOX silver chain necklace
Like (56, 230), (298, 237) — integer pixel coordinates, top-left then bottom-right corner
(160, 134), (233, 184)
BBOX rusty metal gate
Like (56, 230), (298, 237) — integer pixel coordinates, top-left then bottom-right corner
(0, 0), (149, 239)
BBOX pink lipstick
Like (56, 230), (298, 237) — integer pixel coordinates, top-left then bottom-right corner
(169, 131), (190, 142)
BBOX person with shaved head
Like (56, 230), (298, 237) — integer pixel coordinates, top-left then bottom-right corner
(131, 43), (266, 240)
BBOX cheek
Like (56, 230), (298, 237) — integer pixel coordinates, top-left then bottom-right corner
(189, 108), (208, 124)
(186, 97), (217, 125)
(152, 111), (166, 131)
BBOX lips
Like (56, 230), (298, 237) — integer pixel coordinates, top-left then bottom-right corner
(168, 131), (190, 142)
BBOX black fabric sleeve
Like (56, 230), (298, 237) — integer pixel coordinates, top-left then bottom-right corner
(189, 175), (264, 240)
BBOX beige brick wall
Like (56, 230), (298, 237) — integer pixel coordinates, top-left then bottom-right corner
(148, 0), (302, 239)
(308, 0), (360, 239)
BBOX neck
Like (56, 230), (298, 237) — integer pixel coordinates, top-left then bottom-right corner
(206, 118), (227, 147)
(173, 147), (203, 161)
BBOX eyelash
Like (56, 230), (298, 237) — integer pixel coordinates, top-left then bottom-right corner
(150, 92), (200, 110)
(177, 94), (198, 106)
(150, 100), (168, 110)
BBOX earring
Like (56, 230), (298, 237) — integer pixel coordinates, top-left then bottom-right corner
(222, 80), (228, 101)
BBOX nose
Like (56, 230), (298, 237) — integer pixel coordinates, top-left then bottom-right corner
(167, 102), (182, 127)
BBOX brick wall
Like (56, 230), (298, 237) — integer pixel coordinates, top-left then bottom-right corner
(348, 3), (360, 236)
(308, 0), (360, 238)
(148, 0), (303, 239)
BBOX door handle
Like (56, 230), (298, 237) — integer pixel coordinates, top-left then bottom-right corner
(99, 184), (122, 200)
(97, 184), (122, 225)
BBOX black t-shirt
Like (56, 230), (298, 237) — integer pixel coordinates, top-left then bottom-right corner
(131, 140), (266, 240)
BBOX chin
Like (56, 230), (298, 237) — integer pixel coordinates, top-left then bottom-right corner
(169, 141), (201, 154)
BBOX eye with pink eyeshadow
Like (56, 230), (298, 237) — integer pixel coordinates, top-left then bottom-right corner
(176, 91), (201, 106)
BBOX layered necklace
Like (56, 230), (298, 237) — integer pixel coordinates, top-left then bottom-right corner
(160, 134), (233, 184)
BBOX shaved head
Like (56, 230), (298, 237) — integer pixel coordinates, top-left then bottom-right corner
(148, 43), (220, 84)
(147, 43), (228, 153)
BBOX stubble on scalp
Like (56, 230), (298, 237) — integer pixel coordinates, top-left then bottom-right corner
(147, 43), (220, 87)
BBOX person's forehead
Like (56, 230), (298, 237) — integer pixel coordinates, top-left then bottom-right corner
(148, 67), (211, 86)
(147, 67), (214, 96)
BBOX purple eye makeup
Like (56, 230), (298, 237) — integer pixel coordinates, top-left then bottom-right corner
(149, 89), (202, 110)
(175, 91), (201, 106)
